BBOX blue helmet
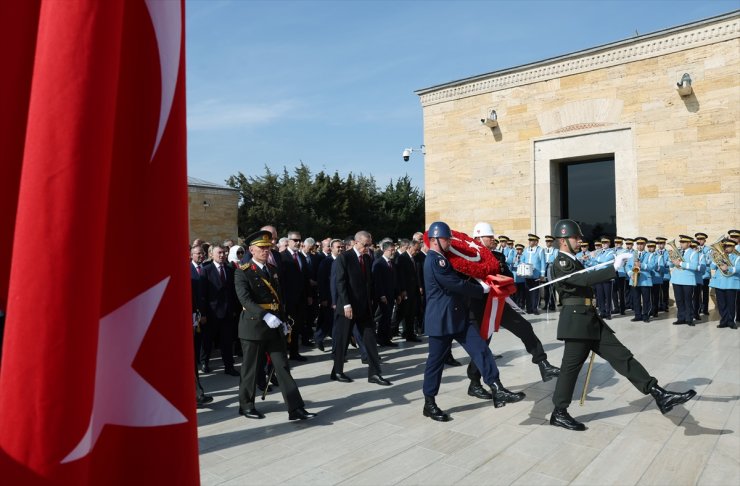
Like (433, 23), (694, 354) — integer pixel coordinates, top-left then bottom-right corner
(428, 221), (452, 238)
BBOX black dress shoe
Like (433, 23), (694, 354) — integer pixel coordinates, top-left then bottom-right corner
(290, 353), (308, 362)
(317, 341), (325, 352)
(196, 394), (214, 407)
(550, 408), (586, 431)
(643, 318), (650, 323)
(405, 335), (422, 343)
(532, 310), (540, 315)
(630, 317), (642, 322)
(224, 368), (240, 377)
(380, 340), (398, 347)
(538, 360), (560, 382)
(330, 372), (353, 383)
(490, 379), (525, 408)
(200, 364), (211, 374)
(423, 396), (450, 422)
(288, 407), (317, 420)
(688, 321), (695, 327)
(717, 324), (728, 328)
(350, 336), (358, 348)
(444, 356), (463, 367)
(467, 383), (492, 400)
(239, 408), (265, 419)
(673, 320), (687, 325)
(368, 375), (392, 386)
(649, 385), (697, 414)
(604, 315), (612, 320)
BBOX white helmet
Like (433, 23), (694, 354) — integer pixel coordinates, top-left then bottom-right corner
(472, 222), (494, 238)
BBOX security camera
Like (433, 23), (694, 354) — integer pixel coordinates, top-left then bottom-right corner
(402, 148), (411, 162)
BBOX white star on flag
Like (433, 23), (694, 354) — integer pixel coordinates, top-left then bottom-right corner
(62, 277), (186, 463)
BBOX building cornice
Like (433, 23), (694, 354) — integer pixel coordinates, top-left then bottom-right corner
(416, 11), (739, 107)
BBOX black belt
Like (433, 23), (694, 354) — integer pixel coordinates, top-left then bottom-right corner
(561, 297), (594, 306)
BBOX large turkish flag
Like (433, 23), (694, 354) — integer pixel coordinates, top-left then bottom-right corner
(0, 1), (199, 484)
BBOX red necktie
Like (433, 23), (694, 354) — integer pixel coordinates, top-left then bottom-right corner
(196, 264), (202, 276)
(359, 254), (365, 275)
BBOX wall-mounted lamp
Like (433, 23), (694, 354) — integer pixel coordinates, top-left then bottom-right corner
(402, 144), (426, 162)
(676, 73), (692, 97)
(202, 200), (210, 211)
(480, 109), (498, 128)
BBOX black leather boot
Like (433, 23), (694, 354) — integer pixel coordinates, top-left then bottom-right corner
(649, 384), (697, 414)
(467, 382), (493, 400)
(550, 408), (586, 431)
(538, 360), (560, 382)
(490, 379), (525, 408)
(423, 395), (450, 422)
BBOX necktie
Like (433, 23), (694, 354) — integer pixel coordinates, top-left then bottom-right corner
(681, 249), (685, 257)
(196, 264), (202, 276)
(219, 265), (226, 284)
(359, 254), (365, 275)
(263, 265), (270, 279)
(387, 259), (392, 269)
(293, 251), (302, 270)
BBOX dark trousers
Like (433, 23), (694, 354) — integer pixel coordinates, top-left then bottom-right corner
(552, 332), (657, 409)
(673, 284), (695, 323)
(716, 288), (738, 327)
(650, 285), (661, 316)
(194, 328), (206, 399)
(631, 286), (652, 320)
(285, 303), (306, 355)
(595, 281), (613, 317)
(467, 304), (547, 384)
(659, 280), (670, 311)
(239, 337), (303, 412)
(424, 323), (500, 397)
(693, 280), (709, 316)
(400, 296), (420, 337)
(314, 304), (334, 343)
(332, 315), (381, 377)
(201, 316), (236, 370)
(612, 276), (626, 313)
(542, 283), (556, 309)
(525, 279), (540, 312)
(375, 301), (393, 344)
(624, 278), (633, 309)
(515, 282), (527, 308)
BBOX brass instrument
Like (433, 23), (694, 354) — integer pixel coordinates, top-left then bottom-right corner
(709, 236), (735, 277)
(630, 251), (642, 286)
(666, 239), (683, 266)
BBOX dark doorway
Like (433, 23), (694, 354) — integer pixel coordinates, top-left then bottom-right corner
(559, 157), (616, 249)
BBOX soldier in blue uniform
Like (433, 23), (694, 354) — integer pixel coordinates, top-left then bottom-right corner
(523, 234), (546, 314)
(730, 229), (740, 323)
(542, 235), (559, 311)
(689, 239), (707, 321)
(695, 233), (712, 316)
(548, 220), (696, 431)
(645, 241), (664, 318)
(710, 239), (739, 329)
(421, 222), (524, 422)
(669, 235), (700, 326)
(594, 237), (616, 319)
(508, 243), (527, 309)
(622, 238), (636, 309)
(626, 237), (657, 322)
(611, 237), (627, 315)
(655, 237), (671, 312)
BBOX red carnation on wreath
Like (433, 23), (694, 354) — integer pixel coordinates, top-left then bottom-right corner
(424, 228), (516, 338)
(423, 229), (500, 278)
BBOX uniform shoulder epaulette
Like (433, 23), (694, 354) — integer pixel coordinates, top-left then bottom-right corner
(239, 263), (250, 271)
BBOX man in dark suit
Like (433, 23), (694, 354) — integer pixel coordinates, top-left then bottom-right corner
(413, 232), (427, 335)
(235, 230), (316, 421)
(314, 239), (344, 350)
(372, 240), (399, 347)
(202, 244), (239, 376)
(549, 219), (696, 431)
(332, 230), (391, 386)
(395, 239), (422, 342)
(190, 245), (212, 406)
(280, 230), (312, 361)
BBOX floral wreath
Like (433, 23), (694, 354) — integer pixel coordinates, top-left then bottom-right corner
(424, 229), (500, 278)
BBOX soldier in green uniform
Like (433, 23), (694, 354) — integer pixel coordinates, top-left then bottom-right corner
(549, 219), (697, 431)
(235, 230), (317, 421)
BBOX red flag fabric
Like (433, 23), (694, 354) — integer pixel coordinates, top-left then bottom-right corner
(0, 1), (199, 484)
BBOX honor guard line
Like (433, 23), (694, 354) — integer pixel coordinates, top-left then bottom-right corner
(528, 261), (613, 291)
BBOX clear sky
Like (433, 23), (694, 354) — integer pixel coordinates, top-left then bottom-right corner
(185, 0), (738, 190)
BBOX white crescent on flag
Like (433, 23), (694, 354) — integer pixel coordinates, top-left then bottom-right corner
(448, 236), (482, 262)
(144, 0), (181, 162)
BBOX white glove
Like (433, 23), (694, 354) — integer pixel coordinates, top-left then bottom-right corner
(281, 322), (290, 335)
(263, 312), (282, 329)
(477, 278), (491, 294)
(613, 253), (631, 270)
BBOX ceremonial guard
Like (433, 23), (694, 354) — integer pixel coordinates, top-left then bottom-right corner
(669, 235), (700, 326)
(548, 220), (696, 431)
(646, 240), (664, 318)
(626, 237), (657, 323)
(593, 237), (615, 319)
(421, 222), (524, 422)
(235, 230), (316, 421)
(695, 233), (712, 316)
(542, 235), (559, 311)
(611, 237), (627, 315)
(655, 237), (671, 312)
(523, 234), (546, 314)
(709, 239), (739, 329)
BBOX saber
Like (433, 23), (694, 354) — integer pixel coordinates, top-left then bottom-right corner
(529, 261), (612, 291)
(261, 366), (275, 401)
(580, 351), (596, 406)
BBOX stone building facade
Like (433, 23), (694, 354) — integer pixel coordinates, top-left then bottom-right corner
(416, 12), (739, 245)
(187, 176), (239, 244)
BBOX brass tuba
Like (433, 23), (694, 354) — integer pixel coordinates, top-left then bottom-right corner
(709, 236), (734, 277)
(666, 239), (683, 265)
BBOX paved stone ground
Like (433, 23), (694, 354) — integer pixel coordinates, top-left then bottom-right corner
(197, 308), (740, 485)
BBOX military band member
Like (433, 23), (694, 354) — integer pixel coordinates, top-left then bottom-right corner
(594, 237), (615, 319)
(235, 230), (316, 421)
(669, 235), (700, 326)
(576, 241), (590, 263)
(689, 239), (707, 321)
(499, 236), (513, 261)
(542, 235), (559, 311)
(646, 241), (664, 318)
(611, 236), (627, 315)
(623, 238), (636, 309)
(626, 237), (656, 323)
(730, 229), (740, 323)
(523, 234), (546, 314)
(421, 222), (524, 422)
(695, 233), (712, 316)
(655, 237), (671, 312)
(509, 243), (527, 309)
(548, 220), (696, 431)
(709, 239), (739, 329)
